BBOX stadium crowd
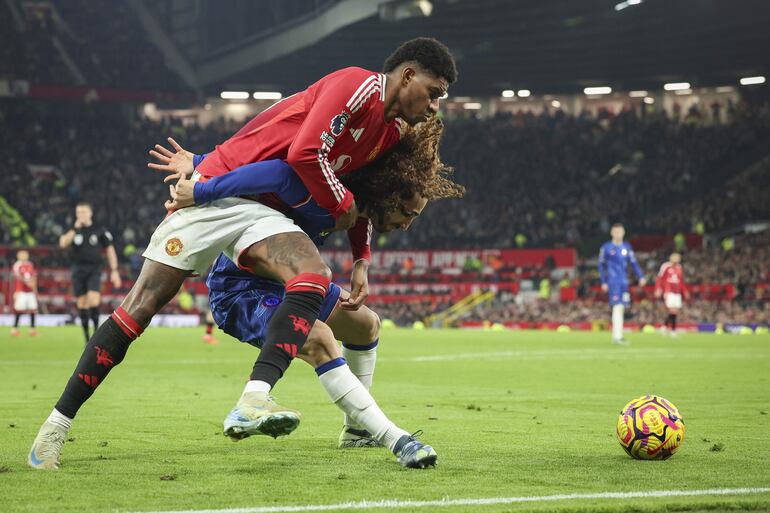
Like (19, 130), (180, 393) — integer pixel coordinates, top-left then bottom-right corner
(2, 98), (769, 256)
(1, 89), (768, 326)
(0, 0), (187, 91)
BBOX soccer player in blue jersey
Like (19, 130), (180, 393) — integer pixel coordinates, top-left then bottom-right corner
(598, 223), (647, 344)
(180, 133), (462, 468)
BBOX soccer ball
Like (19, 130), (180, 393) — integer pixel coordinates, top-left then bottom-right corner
(616, 395), (685, 460)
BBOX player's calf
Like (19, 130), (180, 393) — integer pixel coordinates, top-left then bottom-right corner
(29, 260), (188, 469)
(328, 305), (381, 432)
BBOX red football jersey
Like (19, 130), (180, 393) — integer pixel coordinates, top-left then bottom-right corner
(655, 262), (686, 296)
(197, 67), (402, 219)
(13, 261), (36, 293)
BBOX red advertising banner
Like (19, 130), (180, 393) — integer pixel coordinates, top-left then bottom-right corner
(630, 234), (703, 252)
(322, 248), (576, 270)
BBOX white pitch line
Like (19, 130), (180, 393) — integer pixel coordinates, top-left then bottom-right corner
(129, 487), (770, 513)
(405, 349), (764, 362)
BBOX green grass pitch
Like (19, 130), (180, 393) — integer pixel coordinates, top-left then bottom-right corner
(1, 326), (769, 513)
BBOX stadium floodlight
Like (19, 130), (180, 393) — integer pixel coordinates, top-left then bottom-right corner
(517, 89), (531, 97)
(551, 100), (561, 108)
(663, 82), (690, 91)
(674, 89), (692, 95)
(501, 89), (515, 98)
(715, 86), (735, 93)
(739, 76), (766, 86)
(615, 0), (642, 11)
(643, 97), (655, 104)
(252, 91), (282, 100)
(220, 91), (249, 100)
(463, 102), (482, 110)
(584, 86), (612, 95)
(629, 90), (648, 97)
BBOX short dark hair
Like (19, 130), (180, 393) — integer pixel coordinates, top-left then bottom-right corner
(611, 223), (624, 229)
(76, 202), (92, 209)
(383, 37), (457, 84)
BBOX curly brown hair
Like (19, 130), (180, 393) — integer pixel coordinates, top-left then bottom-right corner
(341, 117), (465, 226)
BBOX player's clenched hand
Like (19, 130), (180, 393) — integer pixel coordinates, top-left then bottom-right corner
(341, 259), (369, 311)
(164, 173), (196, 211)
(148, 137), (195, 181)
(601, 283), (608, 293)
(638, 277), (647, 287)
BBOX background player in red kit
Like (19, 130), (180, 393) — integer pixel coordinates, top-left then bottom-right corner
(11, 250), (38, 337)
(655, 252), (688, 335)
(29, 37), (457, 469)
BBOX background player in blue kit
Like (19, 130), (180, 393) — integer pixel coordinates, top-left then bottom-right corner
(598, 223), (647, 344)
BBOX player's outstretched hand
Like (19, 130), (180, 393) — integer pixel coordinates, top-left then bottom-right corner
(148, 137), (195, 182)
(341, 260), (369, 311)
(638, 277), (647, 287)
(165, 173), (196, 211)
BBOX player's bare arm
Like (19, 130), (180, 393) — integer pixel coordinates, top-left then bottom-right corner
(105, 245), (122, 289)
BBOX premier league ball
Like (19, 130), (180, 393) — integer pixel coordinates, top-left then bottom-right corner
(616, 395), (685, 460)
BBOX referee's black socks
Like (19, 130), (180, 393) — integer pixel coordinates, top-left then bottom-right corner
(78, 308), (90, 341)
(89, 306), (100, 330)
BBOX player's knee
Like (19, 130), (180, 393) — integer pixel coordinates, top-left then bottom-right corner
(120, 283), (165, 326)
(302, 322), (340, 367)
(300, 264), (332, 283)
(363, 309), (381, 343)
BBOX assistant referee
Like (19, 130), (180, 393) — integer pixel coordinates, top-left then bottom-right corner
(59, 202), (122, 342)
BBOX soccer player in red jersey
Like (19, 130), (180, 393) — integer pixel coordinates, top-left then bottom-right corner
(654, 253), (688, 336)
(11, 250), (38, 337)
(29, 38), (457, 469)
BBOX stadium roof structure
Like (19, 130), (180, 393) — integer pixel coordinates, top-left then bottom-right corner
(150, 0), (770, 97)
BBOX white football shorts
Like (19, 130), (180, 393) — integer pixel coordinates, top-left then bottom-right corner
(14, 291), (38, 312)
(664, 293), (683, 310)
(143, 197), (303, 275)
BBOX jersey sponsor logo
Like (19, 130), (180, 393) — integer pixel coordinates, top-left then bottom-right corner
(330, 112), (350, 137)
(165, 237), (183, 256)
(320, 131), (336, 148)
(349, 127), (365, 142)
(621, 248), (628, 256)
(74, 234), (83, 246)
(330, 154), (352, 171)
(367, 143), (382, 161)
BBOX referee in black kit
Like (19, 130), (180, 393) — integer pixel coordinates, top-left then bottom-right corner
(59, 202), (122, 342)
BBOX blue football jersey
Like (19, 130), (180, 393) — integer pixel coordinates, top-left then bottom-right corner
(598, 241), (643, 286)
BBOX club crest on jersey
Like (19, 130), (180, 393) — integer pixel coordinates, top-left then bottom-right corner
(330, 112), (350, 137)
(165, 237), (183, 256)
(367, 143), (382, 161)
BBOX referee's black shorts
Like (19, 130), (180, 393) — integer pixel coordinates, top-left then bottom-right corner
(71, 266), (102, 297)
